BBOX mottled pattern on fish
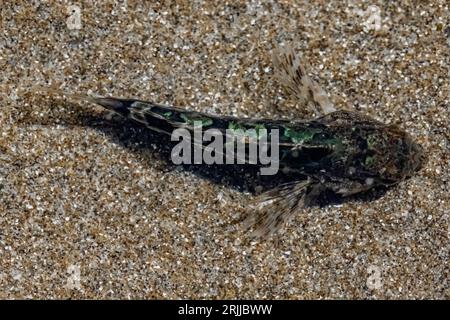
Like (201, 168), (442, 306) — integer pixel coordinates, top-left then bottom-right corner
(91, 97), (422, 186)
(38, 45), (425, 239)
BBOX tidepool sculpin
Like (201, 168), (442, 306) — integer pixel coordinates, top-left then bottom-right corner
(38, 45), (424, 239)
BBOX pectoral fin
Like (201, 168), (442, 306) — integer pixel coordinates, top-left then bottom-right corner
(243, 179), (312, 239)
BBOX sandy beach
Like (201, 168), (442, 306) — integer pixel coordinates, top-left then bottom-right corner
(0, 1), (448, 298)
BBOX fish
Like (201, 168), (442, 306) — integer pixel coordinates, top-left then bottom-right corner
(34, 45), (425, 239)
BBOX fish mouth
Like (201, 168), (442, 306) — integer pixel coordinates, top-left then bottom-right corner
(381, 138), (424, 186)
(407, 139), (426, 175)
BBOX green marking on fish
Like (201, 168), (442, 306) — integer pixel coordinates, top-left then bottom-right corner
(254, 124), (267, 138)
(162, 111), (173, 119)
(367, 135), (377, 149)
(283, 127), (322, 144)
(245, 123), (268, 139)
(180, 113), (213, 127)
(365, 155), (375, 167)
(228, 121), (246, 131)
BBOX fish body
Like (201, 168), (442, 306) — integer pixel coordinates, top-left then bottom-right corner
(92, 96), (423, 195)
